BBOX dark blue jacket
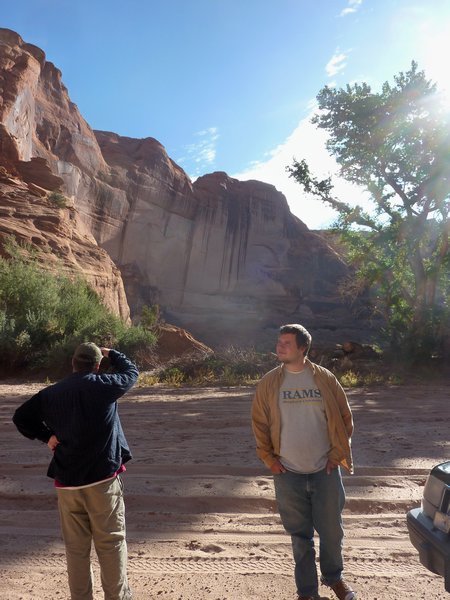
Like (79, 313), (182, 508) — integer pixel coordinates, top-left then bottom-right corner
(12, 350), (139, 487)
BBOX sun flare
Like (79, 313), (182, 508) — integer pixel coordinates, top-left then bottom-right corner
(419, 24), (450, 108)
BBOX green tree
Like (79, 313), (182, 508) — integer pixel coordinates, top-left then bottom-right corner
(288, 62), (449, 360)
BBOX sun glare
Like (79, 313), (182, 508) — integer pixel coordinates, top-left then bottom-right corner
(419, 24), (450, 108)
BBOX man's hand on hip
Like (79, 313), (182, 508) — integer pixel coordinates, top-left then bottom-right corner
(326, 459), (339, 474)
(270, 459), (287, 474)
(47, 435), (60, 452)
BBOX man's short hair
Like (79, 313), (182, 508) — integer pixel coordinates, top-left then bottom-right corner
(279, 324), (312, 354)
(72, 342), (102, 372)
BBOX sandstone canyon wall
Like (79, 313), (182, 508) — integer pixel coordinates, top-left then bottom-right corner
(0, 28), (129, 321)
(0, 28), (370, 348)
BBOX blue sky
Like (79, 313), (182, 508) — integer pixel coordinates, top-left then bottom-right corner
(2, 0), (450, 227)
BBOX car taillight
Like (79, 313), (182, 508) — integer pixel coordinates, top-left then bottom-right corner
(433, 486), (450, 534)
(422, 474), (446, 519)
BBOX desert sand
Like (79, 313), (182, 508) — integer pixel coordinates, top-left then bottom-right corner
(1, 380), (449, 599)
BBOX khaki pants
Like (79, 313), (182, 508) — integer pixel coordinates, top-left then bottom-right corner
(57, 476), (131, 600)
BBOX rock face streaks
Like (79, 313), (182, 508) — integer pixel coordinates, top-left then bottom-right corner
(0, 29), (129, 320)
(0, 28), (367, 347)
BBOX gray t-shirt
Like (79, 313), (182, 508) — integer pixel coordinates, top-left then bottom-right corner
(279, 368), (330, 473)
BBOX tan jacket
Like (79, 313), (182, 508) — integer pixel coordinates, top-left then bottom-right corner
(251, 359), (354, 474)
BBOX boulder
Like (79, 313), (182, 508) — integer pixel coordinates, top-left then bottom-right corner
(155, 325), (212, 362)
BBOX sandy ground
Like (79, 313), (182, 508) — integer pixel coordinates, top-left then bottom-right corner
(1, 380), (449, 600)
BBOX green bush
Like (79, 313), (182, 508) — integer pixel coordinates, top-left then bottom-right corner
(140, 304), (161, 329)
(149, 346), (278, 387)
(116, 324), (156, 369)
(48, 192), (69, 208)
(338, 370), (360, 388)
(0, 238), (156, 374)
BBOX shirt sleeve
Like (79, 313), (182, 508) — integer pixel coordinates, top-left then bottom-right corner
(12, 392), (53, 443)
(96, 350), (139, 399)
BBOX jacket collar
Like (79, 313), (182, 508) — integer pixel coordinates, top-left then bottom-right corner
(277, 357), (315, 378)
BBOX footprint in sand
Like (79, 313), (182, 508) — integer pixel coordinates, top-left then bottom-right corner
(186, 541), (224, 553)
(256, 479), (271, 490)
(200, 544), (224, 553)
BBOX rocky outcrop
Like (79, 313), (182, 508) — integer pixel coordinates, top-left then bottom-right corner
(154, 325), (212, 363)
(0, 171), (130, 321)
(86, 130), (357, 347)
(0, 29), (128, 319)
(0, 28), (371, 348)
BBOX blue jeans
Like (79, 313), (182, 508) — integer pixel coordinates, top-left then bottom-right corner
(273, 467), (345, 597)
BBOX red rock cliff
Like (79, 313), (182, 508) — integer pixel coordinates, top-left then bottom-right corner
(0, 29), (129, 320)
(0, 28), (367, 347)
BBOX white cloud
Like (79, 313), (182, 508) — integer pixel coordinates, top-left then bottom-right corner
(177, 127), (219, 175)
(340, 0), (363, 17)
(232, 110), (371, 230)
(326, 51), (348, 78)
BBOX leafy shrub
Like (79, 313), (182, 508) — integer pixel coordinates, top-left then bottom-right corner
(0, 238), (156, 374)
(0, 311), (33, 367)
(160, 367), (185, 387)
(140, 304), (161, 330)
(48, 192), (69, 208)
(146, 346), (278, 387)
(116, 324), (156, 370)
(337, 367), (403, 387)
(137, 372), (159, 387)
(338, 370), (360, 388)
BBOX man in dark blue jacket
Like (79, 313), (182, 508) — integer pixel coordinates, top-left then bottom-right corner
(13, 342), (139, 600)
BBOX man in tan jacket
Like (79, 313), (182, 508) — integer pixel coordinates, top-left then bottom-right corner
(252, 324), (357, 600)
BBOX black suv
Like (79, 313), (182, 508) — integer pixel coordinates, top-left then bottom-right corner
(407, 460), (450, 593)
